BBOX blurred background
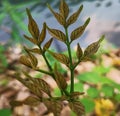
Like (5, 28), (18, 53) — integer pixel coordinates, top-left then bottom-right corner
(0, 0), (120, 116)
(0, 0), (120, 48)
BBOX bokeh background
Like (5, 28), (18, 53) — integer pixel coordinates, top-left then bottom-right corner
(0, 0), (120, 116)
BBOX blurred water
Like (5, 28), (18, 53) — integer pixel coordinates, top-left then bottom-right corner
(0, 0), (120, 51)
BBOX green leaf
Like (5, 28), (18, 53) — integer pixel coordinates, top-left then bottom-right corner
(81, 98), (95, 113)
(70, 18), (90, 42)
(26, 8), (39, 39)
(49, 51), (69, 67)
(84, 35), (104, 57)
(101, 84), (114, 97)
(69, 101), (85, 116)
(43, 38), (53, 52)
(47, 26), (66, 42)
(115, 94), (120, 102)
(59, 0), (69, 19)
(66, 5), (83, 27)
(0, 109), (11, 116)
(92, 65), (110, 75)
(77, 72), (101, 84)
(67, 83), (84, 93)
(87, 87), (99, 98)
(38, 22), (46, 44)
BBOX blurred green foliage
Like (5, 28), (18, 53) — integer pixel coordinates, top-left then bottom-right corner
(0, 109), (11, 116)
(0, 45), (8, 72)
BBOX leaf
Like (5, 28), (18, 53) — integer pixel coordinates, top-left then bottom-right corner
(23, 72), (51, 97)
(76, 43), (83, 60)
(66, 5), (83, 27)
(81, 98), (95, 113)
(24, 46), (42, 54)
(70, 92), (85, 98)
(47, 4), (65, 26)
(84, 35), (104, 57)
(19, 55), (32, 67)
(32, 78), (51, 97)
(43, 38), (53, 52)
(26, 8), (39, 39)
(27, 52), (38, 68)
(70, 18), (90, 42)
(49, 51), (69, 67)
(10, 96), (40, 107)
(15, 73), (42, 97)
(19, 51), (38, 68)
(38, 22), (46, 44)
(101, 85), (114, 97)
(24, 35), (38, 45)
(44, 100), (62, 116)
(10, 100), (24, 107)
(59, 0), (69, 19)
(54, 64), (67, 90)
(87, 87), (99, 98)
(23, 96), (40, 106)
(69, 101), (85, 116)
(47, 26), (66, 42)
(0, 109), (11, 116)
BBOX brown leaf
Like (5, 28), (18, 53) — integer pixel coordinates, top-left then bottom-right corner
(43, 38), (53, 52)
(84, 35), (104, 57)
(19, 55), (32, 67)
(29, 48), (42, 54)
(38, 22), (46, 44)
(24, 35), (38, 45)
(26, 8), (39, 39)
(76, 43), (83, 60)
(24, 46), (42, 54)
(10, 96), (40, 107)
(66, 5), (83, 27)
(27, 52), (38, 68)
(54, 64), (67, 90)
(15, 73), (42, 98)
(23, 72), (51, 97)
(23, 96), (40, 106)
(10, 100), (24, 107)
(47, 26), (66, 42)
(69, 101), (85, 116)
(47, 4), (65, 26)
(32, 78), (51, 97)
(59, 0), (69, 19)
(70, 92), (85, 98)
(49, 51), (69, 67)
(70, 18), (90, 42)
(44, 100), (62, 116)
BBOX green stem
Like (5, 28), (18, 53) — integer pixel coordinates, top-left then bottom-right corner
(35, 68), (53, 76)
(65, 28), (74, 93)
(38, 46), (53, 72)
(42, 53), (53, 71)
